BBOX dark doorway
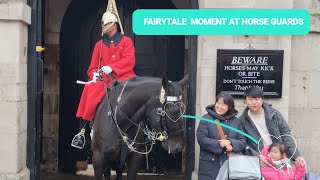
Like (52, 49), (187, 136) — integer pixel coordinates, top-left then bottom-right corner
(59, 0), (185, 174)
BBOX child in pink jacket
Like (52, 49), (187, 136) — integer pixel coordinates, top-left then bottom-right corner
(261, 142), (306, 180)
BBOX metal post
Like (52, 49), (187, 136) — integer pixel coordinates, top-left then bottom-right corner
(27, 0), (44, 179)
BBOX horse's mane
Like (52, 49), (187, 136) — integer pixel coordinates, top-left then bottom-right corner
(103, 76), (163, 126)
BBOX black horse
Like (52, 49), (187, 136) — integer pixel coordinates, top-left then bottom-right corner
(92, 75), (189, 180)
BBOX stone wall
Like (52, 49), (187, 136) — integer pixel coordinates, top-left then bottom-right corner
(192, 0), (320, 179)
(289, 0), (320, 173)
(0, 0), (30, 179)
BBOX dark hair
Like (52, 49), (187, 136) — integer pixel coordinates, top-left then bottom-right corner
(244, 86), (264, 99)
(215, 92), (236, 119)
(268, 142), (286, 155)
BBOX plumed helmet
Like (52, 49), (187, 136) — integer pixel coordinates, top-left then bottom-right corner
(101, 11), (117, 26)
(101, 0), (124, 34)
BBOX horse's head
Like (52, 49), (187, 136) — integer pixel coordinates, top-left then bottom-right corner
(146, 74), (189, 154)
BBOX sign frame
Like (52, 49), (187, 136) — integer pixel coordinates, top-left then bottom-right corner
(216, 49), (284, 98)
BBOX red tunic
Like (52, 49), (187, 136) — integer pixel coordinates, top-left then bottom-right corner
(76, 36), (136, 121)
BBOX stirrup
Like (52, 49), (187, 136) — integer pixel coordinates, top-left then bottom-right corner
(71, 128), (86, 149)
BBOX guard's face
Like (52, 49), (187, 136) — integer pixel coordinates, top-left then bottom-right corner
(245, 96), (263, 113)
(215, 98), (228, 116)
(102, 22), (116, 35)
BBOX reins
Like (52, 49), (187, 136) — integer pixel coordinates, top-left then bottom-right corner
(102, 74), (158, 154)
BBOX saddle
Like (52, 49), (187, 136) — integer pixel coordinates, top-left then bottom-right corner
(105, 73), (121, 93)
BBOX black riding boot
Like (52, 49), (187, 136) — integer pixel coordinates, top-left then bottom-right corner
(89, 121), (94, 139)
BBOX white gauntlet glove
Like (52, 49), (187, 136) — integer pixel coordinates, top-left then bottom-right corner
(101, 66), (113, 74)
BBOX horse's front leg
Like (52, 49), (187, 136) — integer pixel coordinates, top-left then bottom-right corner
(103, 169), (111, 180)
(93, 152), (110, 180)
(115, 169), (123, 180)
(126, 152), (143, 180)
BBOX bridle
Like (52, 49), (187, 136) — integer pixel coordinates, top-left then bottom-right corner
(147, 86), (186, 139)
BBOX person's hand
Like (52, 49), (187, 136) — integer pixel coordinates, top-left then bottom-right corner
(219, 139), (231, 148)
(259, 155), (269, 167)
(101, 66), (112, 74)
(226, 144), (233, 152)
(295, 156), (306, 166)
(92, 72), (101, 81)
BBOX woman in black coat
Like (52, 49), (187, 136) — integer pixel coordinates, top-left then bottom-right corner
(197, 92), (246, 180)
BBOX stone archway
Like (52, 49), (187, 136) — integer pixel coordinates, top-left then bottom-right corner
(58, 0), (188, 174)
(40, 0), (199, 177)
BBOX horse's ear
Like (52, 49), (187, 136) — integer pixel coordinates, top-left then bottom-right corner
(162, 74), (170, 92)
(178, 74), (189, 88)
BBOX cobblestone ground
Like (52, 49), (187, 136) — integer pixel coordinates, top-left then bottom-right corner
(40, 172), (94, 180)
(40, 172), (183, 180)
